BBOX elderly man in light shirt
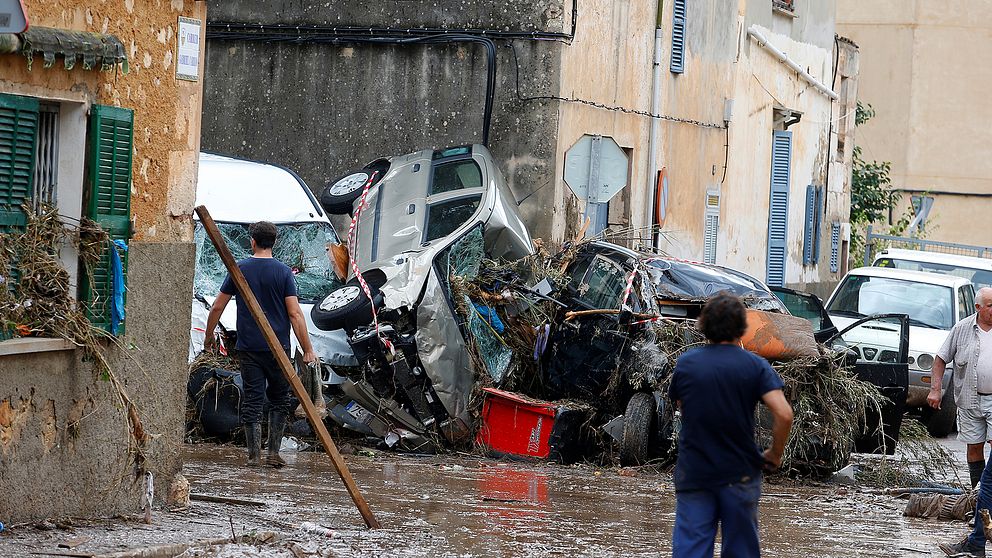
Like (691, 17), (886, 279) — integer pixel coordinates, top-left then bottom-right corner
(933, 287), (992, 557)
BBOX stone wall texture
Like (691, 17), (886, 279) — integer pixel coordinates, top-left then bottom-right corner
(0, 0), (204, 522)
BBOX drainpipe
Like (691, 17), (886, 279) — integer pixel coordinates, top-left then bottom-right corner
(647, 0), (665, 249)
(747, 25), (838, 100)
(0, 34), (22, 54)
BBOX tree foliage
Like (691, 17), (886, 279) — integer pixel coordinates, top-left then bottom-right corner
(850, 102), (897, 227)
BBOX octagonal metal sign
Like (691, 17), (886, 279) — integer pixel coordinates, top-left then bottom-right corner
(0, 0), (28, 33)
(564, 135), (629, 203)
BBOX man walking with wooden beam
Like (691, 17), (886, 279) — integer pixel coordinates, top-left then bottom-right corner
(204, 221), (318, 467)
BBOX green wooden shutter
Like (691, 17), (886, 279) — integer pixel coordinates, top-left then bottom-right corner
(81, 105), (133, 332)
(0, 94), (39, 233)
(0, 93), (39, 314)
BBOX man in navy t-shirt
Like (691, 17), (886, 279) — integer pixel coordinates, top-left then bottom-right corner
(203, 221), (317, 467)
(669, 293), (794, 557)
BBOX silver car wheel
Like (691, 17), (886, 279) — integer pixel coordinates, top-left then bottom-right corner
(319, 286), (362, 311)
(328, 172), (370, 196)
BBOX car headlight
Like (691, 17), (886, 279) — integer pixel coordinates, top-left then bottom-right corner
(916, 353), (935, 371)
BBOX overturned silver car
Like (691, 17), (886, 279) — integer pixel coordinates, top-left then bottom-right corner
(311, 145), (532, 448)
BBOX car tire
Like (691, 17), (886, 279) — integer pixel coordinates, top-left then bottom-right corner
(620, 392), (657, 466)
(320, 169), (383, 215)
(310, 283), (381, 332)
(927, 383), (957, 438)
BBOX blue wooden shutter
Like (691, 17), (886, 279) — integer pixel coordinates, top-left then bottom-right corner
(766, 131), (791, 287)
(0, 93), (39, 233)
(813, 186), (824, 263)
(670, 0), (686, 74)
(81, 105), (133, 332)
(830, 222), (841, 273)
(802, 185), (815, 265)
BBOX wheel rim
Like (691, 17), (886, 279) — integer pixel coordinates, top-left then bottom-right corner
(319, 286), (362, 311)
(328, 173), (370, 196)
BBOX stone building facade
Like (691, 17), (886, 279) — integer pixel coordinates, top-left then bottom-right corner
(0, 1), (205, 521)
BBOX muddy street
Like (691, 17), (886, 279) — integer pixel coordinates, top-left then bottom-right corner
(0, 442), (970, 557)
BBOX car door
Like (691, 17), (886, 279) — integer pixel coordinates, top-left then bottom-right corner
(545, 252), (636, 407)
(770, 286), (838, 344)
(827, 313), (910, 455)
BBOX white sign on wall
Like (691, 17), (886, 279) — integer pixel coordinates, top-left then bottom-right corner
(0, 0), (28, 33)
(176, 16), (202, 81)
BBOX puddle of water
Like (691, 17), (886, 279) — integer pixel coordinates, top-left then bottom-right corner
(0, 443), (969, 557)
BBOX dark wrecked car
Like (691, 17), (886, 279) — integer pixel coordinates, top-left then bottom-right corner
(548, 242), (908, 468)
(310, 144), (533, 449)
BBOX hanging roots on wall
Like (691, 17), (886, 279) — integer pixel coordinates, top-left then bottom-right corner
(1, 204), (148, 476)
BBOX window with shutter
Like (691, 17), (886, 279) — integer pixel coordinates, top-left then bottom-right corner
(766, 131), (791, 287)
(0, 93), (39, 234)
(802, 185), (824, 265)
(813, 185), (824, 263)
(703, 191), (719, 264)
(0, 94), (39, 301)
(80, 105), (133, 333)
(829, 222), (841, 273)
(670, 0), (686, 74)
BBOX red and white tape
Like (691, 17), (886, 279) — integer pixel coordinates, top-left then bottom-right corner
(345, 171), (392, 352)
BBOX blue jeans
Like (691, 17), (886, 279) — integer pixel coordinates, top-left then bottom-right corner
(239, 349), (292, 424)
(968, 457), (992, 549)
(673, 476), (762, 558)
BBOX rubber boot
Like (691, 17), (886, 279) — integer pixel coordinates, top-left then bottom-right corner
(970, 459), (986, 489)
(244, 423), (261, 467)
(265, 411), (288, 468)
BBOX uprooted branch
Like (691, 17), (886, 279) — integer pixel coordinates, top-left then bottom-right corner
(1, 204), (149, 474)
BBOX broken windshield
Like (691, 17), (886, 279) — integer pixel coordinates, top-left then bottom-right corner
(193, 221), (343, 303)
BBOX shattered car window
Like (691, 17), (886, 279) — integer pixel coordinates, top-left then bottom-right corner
(430, 160), (483, 195)
(194, 222), (343, 303)
(576, 256), (629, 310)
(425, 196), (481, 243)
(437, 225), (513, 382)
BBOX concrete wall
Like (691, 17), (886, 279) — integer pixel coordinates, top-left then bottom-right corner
(837, 1), (992, 245)
(0, 0), (204, 521)
(201, 0), (564, 241)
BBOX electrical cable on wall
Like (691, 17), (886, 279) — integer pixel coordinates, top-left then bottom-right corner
(507, 43), (726, 130)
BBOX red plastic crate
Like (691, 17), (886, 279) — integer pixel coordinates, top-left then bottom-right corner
(475, 388), (557, 459)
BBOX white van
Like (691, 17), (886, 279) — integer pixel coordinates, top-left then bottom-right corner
(825, 266), (975, 436)
(873, 248), (992, 289)
(189, 152), (356, 375)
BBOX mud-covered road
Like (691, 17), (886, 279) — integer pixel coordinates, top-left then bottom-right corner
(0, 442), (974, 557)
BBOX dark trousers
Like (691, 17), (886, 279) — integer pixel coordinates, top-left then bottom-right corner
(239, 350), (292, 424)
(673, 476), (762, 558)
(967, 455), (992, 549)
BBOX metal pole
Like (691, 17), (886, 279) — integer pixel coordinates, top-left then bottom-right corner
(195, 205), (381, 529)
(863, 225), (873, 266)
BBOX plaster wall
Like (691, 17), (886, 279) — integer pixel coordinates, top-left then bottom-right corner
(553, 0), (656, 242)
(724, 21), (834, 286)
(652, 0), (842, 290)
(0, 0), (204, 521)
(837, 1), (992, 245)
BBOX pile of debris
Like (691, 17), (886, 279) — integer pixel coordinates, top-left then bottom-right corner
(446, 241), (891, 476)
